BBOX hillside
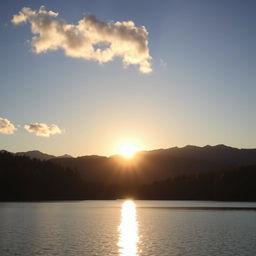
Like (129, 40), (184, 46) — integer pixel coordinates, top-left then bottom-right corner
(0, 149), (256, 201)
(50, 145), (256, 184)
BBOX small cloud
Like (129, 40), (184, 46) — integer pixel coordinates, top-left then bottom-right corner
(0, 117), (16, 135)
(24, 123), (62, 137)
(12, 6), (152, 73)
(160, 58), (167, 68)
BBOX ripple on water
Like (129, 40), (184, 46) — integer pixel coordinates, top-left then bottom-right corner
(0, 201), (255, 256)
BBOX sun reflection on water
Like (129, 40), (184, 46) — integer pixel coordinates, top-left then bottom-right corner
(118, 200), (139, 256)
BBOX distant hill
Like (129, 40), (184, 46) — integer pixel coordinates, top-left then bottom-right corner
(15, 150), (55, 160)
(2, 145), (256, 185)
(0, 151), (88, 201)
(4, 150), (73, 161)
(50, 144), (256, 185)
(56, 154), (73, 159)
(148, 144), (256, 165)
(0, 149), (256, 201)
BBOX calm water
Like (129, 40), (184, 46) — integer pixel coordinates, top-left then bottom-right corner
(0, 200), (256, 256)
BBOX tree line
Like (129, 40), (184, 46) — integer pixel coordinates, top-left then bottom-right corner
(0, 151), (255, 201)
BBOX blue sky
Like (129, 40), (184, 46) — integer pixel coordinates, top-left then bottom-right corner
(0, 0), (256, 156)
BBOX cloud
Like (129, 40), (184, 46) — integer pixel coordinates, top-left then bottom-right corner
(12, 6), (152, 73)
(160, 59), (167, 68)
(0, 117), (16, 134)
(24, 123), (62, 137)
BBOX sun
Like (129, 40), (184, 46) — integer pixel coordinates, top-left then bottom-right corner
(119, 142), (139, 159)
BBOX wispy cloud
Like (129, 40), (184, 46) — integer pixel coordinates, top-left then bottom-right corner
(12, 6), (152, 73)
(160, 59), (167, 68)
(0, 117), (16, 134)
(24, 123), (62, 137)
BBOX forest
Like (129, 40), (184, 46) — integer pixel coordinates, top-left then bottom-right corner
(0, 150), (255, 201)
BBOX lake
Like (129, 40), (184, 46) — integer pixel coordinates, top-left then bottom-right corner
(0, 200), (256, 256)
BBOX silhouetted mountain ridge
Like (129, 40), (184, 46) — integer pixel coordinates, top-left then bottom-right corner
(16, 150), (55, 160)
(2, 145), (256, 185)
(3, 150), (74, 161)
(50, 144), (256, 184)
(144, 144), (256, 165)
(0, 150), (256, 201)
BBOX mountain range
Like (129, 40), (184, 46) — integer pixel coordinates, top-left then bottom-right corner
(2, 144), (256, 185)
(1, 150), (73, 161)
(1, 144), (256, 201)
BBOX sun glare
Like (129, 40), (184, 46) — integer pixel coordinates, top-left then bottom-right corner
(119, 143), (138, 158)
(118, 200), (139, 256)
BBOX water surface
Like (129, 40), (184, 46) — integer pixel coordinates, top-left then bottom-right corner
(0, 200), (256, 256)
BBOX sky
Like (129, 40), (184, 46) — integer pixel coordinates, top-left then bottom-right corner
(0, 0), (256, 156)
